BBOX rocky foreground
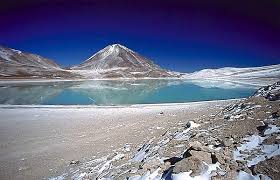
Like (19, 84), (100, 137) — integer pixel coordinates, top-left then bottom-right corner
(51, 82), (280, 180)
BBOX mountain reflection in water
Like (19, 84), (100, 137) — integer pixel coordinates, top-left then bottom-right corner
(0, 79), (257, 105)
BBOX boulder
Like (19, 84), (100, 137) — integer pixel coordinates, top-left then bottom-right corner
(190, 150), (212, 164)
(173, 157), (208, 176)
(188, 141), (210, 152)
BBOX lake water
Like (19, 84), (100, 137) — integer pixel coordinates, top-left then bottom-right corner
(0, 79), (258, 105)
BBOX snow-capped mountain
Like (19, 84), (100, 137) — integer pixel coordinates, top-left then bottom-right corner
(71, 44), (176, 78)
(1, 44), (279, 82)
(0, 46), (79, 79)
(183, 64), (280, 85)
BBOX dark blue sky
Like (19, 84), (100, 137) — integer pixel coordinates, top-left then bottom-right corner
(0, 0), (280, 72)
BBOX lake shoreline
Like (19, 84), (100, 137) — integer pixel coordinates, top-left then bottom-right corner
(0, 98), (239, 180)
(0, 98), (245, 109)
(49, 82), (280, 180)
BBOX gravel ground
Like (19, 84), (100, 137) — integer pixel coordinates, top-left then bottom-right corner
(42, 82), (280, 180)
(0, 100), (237, 180)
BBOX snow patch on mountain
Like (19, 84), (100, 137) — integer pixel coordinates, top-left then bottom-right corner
(184, 64), (280, 79)
(71, 44), (176, 78)
(182, 64), (280, 86)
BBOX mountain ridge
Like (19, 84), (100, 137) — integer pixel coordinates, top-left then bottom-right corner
(182, 64), (280, 86)
(184, 64), (280, 78)
(0, 45), (79, 79)
(0, 44), (279, 82)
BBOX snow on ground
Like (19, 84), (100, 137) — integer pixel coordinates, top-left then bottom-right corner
(234, 115), (280, 168)
(236, 171), (272, 180)
(234, 133), (280, 167)
(171, 162), (220, 180)
(0, 47), (13, 62)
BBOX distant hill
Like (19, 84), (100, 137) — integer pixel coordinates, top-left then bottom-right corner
(0, 46), (79, 79)
(182, 64), (280, 85)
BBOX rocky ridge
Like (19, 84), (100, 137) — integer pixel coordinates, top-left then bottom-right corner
(0, 46), (80, 79)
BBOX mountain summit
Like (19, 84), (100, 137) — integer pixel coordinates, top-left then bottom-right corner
(71, 44), (176, 78)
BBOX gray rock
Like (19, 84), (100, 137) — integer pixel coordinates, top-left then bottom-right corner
(142, 159), (160, 171)
(189, 141), (210, 152)
(190, 150), (212, 164)
(70, 160), (80, 165)
(173, 157), (208, 176)
(222, 138), (233, 147)
(189, 141), (203, 151)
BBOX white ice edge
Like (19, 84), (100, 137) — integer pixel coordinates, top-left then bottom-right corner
(0, 98), (242, 109)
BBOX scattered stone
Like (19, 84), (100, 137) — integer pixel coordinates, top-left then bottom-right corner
(184, 121), (191, 129)
(212, 174), (225, 180)
(188, 141), (210, 152)
(231, 135), (238, 139)
(236, 160), (247, 166)
(267, 93), (280, 101)
(257, 124), (269, 136)
(217, 154), (228, 166)
(190, 150), (212, 164)
(255, 155), (280, 180)
(142, 159), (160, 171)
(224, 115), (230, 120)
(188, 141), (203, 151)
(107, 152), (118, 160)
(271, 112), (279, 119)
(69, 160), (80, 165)
(263, 134), (280, 145)
(159, 161), (171, 173)
(221, 138), (233, 147)
(229, 161), (238, 170)
(211, 153), (219, 164)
